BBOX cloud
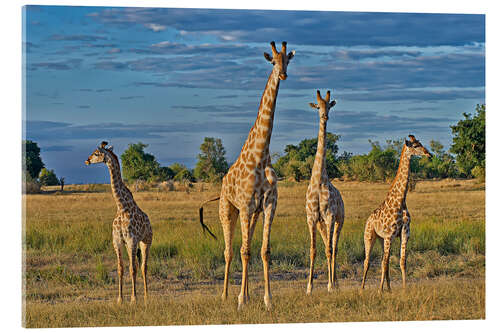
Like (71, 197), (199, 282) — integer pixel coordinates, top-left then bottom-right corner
(107, 48), (121, 54)
(334, 49), (422, 60)
(48, 34), (107, 42)
(29, 58), (82, 71)
(119, 95), (144, 100)
(89, 8), (484, 47)
(25, 120), (258, 142)
(144, 23), (166, 32)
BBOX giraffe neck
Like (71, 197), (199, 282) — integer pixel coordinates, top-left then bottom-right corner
(105, 153), (134, 212)
(386, 146), (412, 208)
(312, 116), (328, 183)
(242, 67), (280, 163)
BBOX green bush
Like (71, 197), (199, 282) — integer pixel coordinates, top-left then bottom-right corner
(39, 168), (60, 186)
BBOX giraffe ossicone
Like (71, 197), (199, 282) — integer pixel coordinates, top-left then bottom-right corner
(361, 135), (431, 292)
(199, 41), (294, 311)
(305, 90), (345, 294)
(86, 141), (153, 304)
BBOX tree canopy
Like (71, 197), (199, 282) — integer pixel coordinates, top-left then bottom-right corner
(450, 104), (485, 177)
(23, 140), (45, 179)
(39, 168), (60, 186)
(120, 142), (168, 182)
(194, 137), (229, 182)
(274, 132), (341, 181)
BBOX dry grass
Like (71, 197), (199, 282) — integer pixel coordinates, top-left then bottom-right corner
(23, 179), (485, 327)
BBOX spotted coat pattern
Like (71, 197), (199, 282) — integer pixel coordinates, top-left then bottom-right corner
(86, 142), (153, 303)
(200, 41), (294, 311)
(360, 135), (431, 291)
(305, 90), (345, 294)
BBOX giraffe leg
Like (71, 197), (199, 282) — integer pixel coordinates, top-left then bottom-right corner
(361, 225), (376, 290)
(219, 197), (238, 301)
(306, 217), (317, 295)
(331, 219), (343, 288)
(400, 224), (410, 289)
(238, 210), (257, 311)
(112, 232), (124, 304)
(323, 217), (334, 292)
(139, 239), (151, 302)
(379, 238), (392, 293)
(262, 192), (277, 310)
(126, 239), (138, 303)
(317, 221), (331, 291)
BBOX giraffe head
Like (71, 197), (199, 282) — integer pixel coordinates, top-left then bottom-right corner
(85, 141), (114, 165)
(404, 135), (432, 158)
(263, 41), (295, 80)
(309, 90), (336, 121)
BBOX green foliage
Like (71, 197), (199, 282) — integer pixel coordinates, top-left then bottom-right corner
(39, 168), (60, 186)
(450, 104), (485, 177)
(120, 142), (168, 182)
(194, 137), (229, 182)
(274, 132), (341, 181)
(339, 140), (400, 181)
(174, 168), (195, 182)
(412, 140), (457, 179)
(23, 140), (45, 179)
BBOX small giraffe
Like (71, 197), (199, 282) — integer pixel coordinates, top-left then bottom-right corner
(361, 135), (431, 292)
(199, 41), (294, 310)
(85, 141), (153, 303)
(306, 90), (345, 294)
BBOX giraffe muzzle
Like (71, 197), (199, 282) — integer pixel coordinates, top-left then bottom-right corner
(279, 73), (288, 80)
(85, 159), (90, 165)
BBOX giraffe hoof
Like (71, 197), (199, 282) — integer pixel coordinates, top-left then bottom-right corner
(306, 284), (312, 295)
(264, 295), (272, 311)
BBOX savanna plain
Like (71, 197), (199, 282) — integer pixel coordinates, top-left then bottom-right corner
(23, 179), (485, 327)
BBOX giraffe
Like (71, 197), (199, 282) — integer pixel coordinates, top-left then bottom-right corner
(360, 135), (431, 292)
(199, 41), (294, 310)
(85, 141), (153, 303)
(305, 90), (345, 295)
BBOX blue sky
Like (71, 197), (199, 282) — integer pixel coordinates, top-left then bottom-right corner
(23, 6), (485, 184)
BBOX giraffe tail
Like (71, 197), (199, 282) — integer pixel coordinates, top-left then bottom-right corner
(199, 196), (220, 240)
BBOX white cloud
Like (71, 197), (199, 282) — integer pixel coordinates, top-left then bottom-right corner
(144, 23), (166, 32)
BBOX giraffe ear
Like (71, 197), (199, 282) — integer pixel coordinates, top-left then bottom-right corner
(309, 103), (319, 110)
(287, 50), (295, 61)
(264, 52), (273, 63)
(107, 146), (113, 152)
(405, 139), (411, 147)
(329, 100), (336, 108)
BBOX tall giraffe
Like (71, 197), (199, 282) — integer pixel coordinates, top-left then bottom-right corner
(85, 141), (153, 303)
(305, 90), (345, 294)
(361, 135), (431, 292)
(199, 41), (294, 310)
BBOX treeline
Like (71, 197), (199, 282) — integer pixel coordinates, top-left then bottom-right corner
(23, 104), (485, 191)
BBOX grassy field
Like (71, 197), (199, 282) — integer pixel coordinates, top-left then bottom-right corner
(23, 179), (485, 327)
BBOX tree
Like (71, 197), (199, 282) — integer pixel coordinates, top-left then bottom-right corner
(338, 139), (399, 181)
(59, 177), (65, 191)
(194, 137), (229, 182)
(450, 104), (485, 177)
(23, 140), (44, 179)
(39, 168), (60, 186)
(120, 142), (163, 182)
(170, 163), (195, 182)
(274, 132), (341, 181)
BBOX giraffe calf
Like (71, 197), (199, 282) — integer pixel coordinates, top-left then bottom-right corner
(86, 141), (153, 304)
(361, 135), (431, 292)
